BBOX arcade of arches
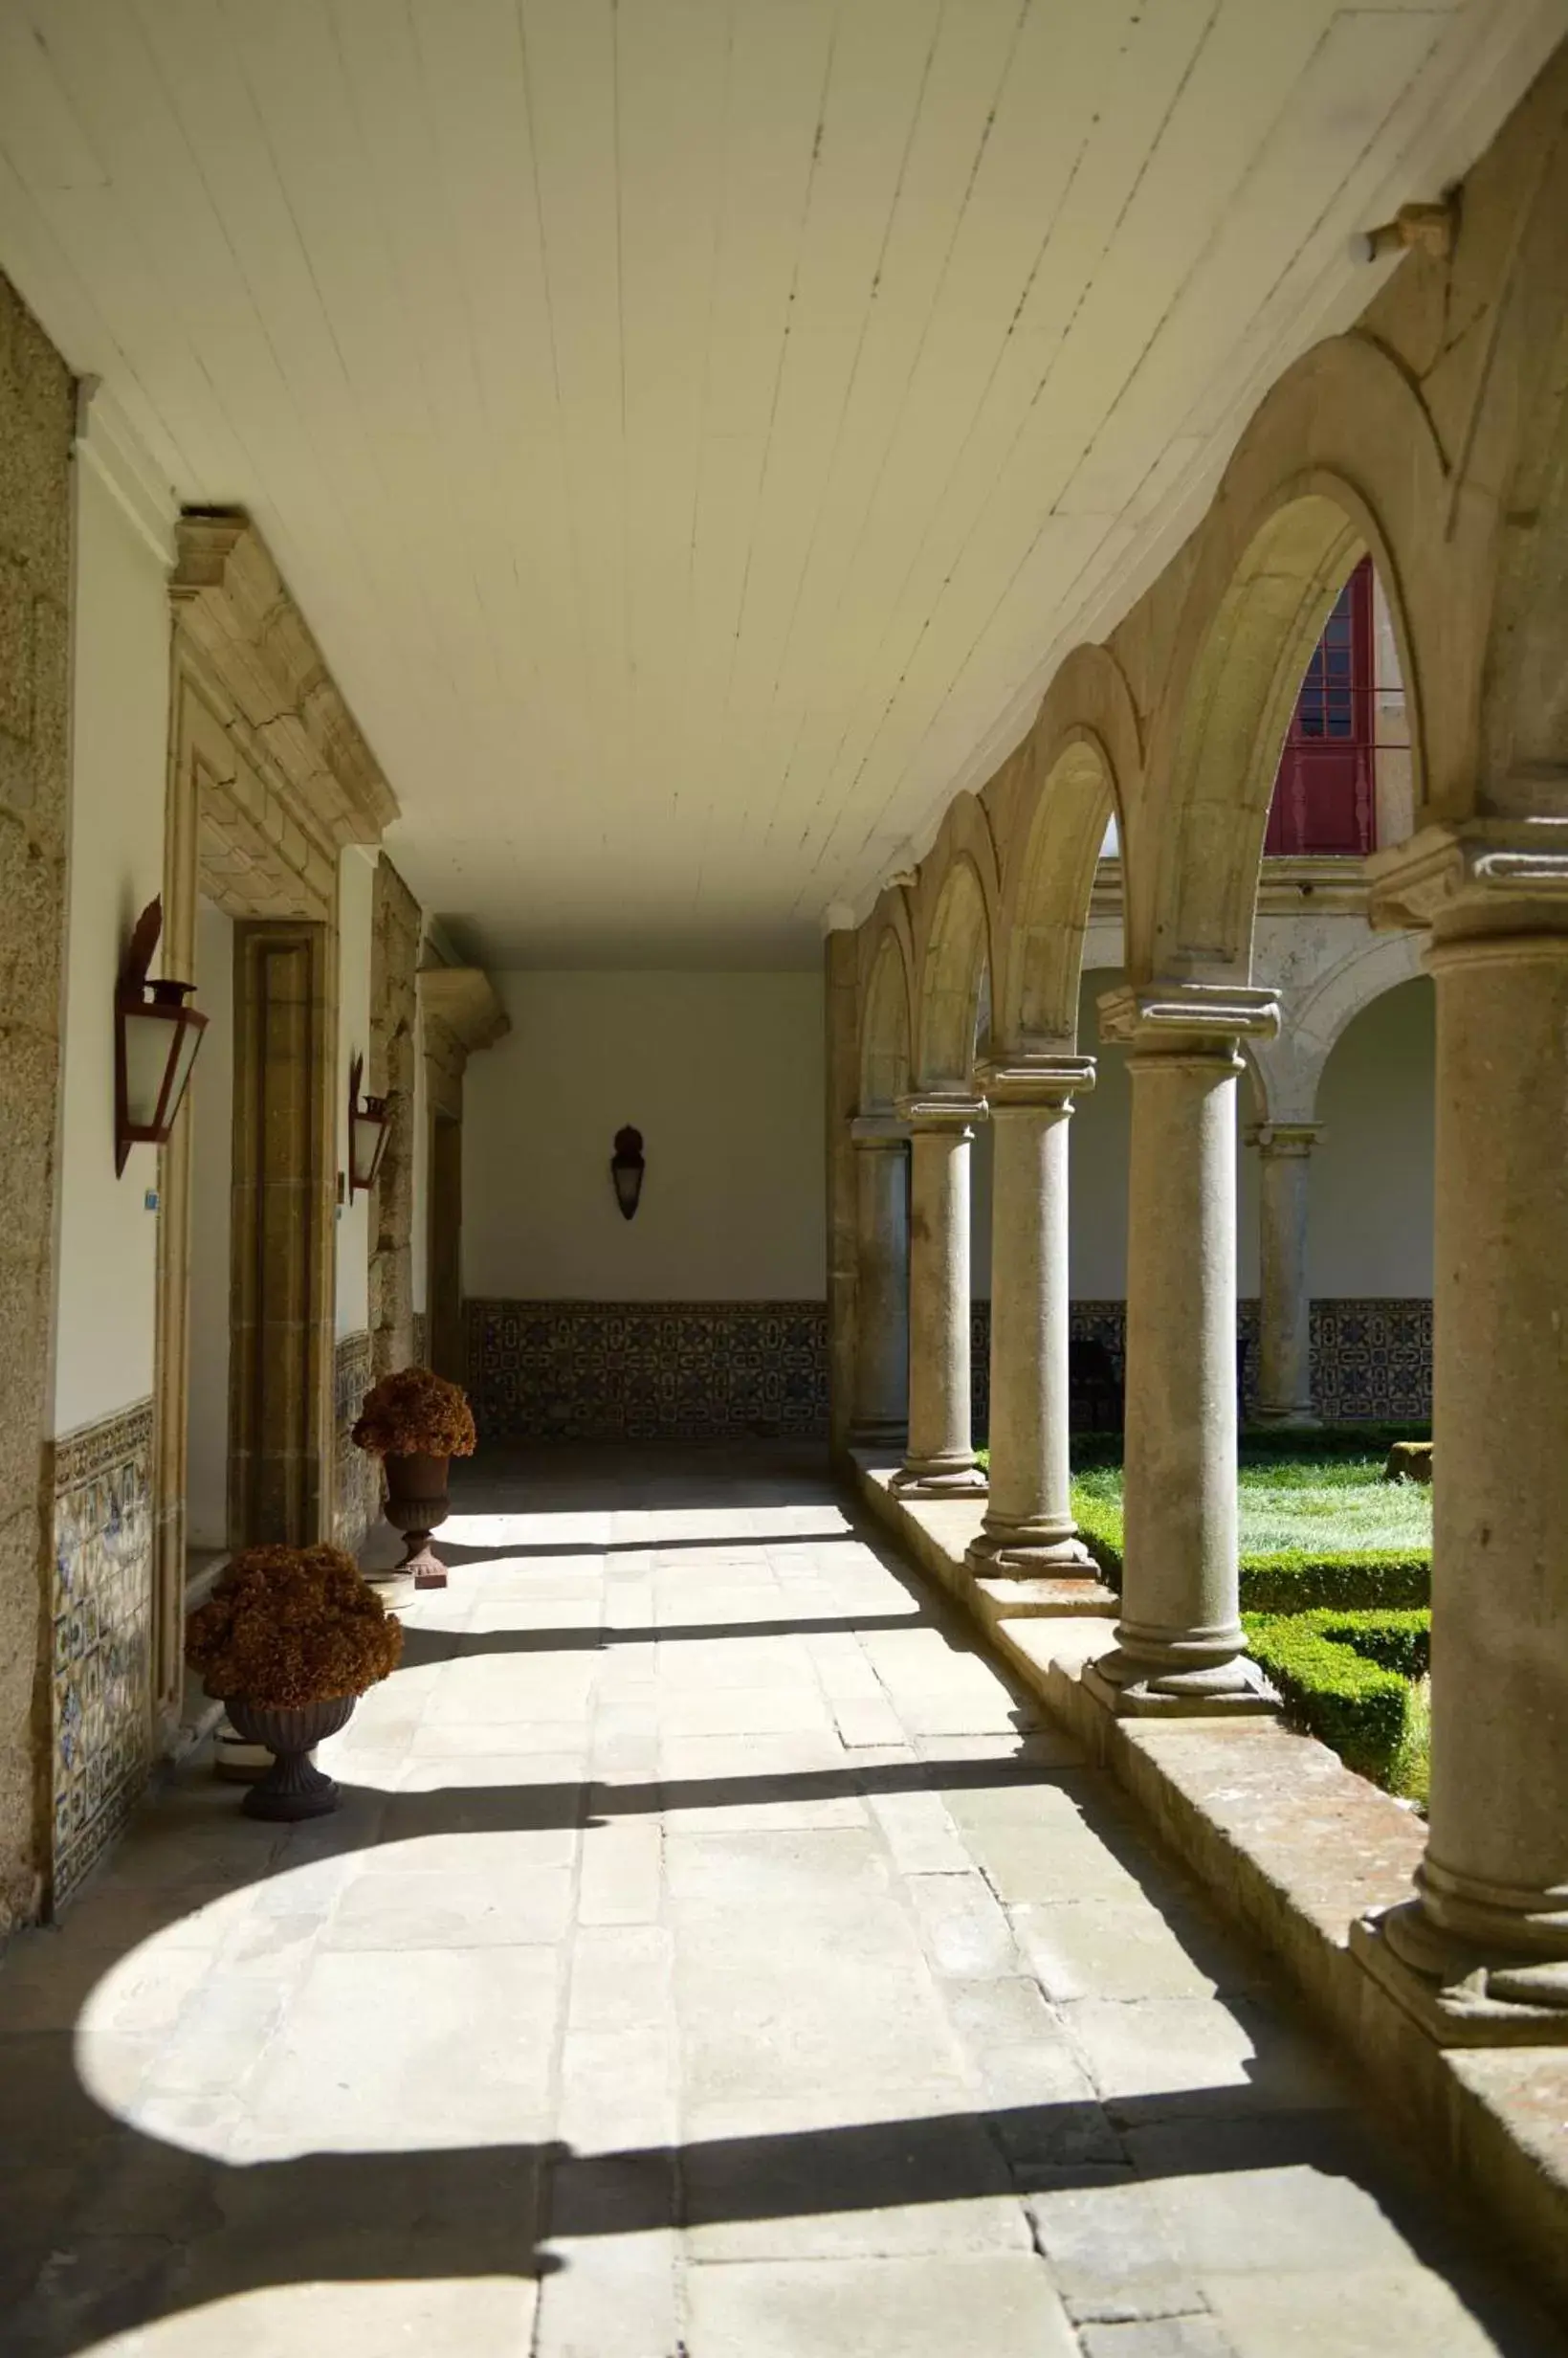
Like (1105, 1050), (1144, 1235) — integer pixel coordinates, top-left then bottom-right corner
(4, 13), (1568, 2351)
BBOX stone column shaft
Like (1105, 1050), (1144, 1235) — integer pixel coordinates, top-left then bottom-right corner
(893, 1094), (985, 1497)
(967, 1057), (1099, 1576)
(1352, 826), (1568, 2039)
(1085, 984), (1280, 1717)
(1250, 1123), (1321, 1427)
(850, 1117), (909, 1451)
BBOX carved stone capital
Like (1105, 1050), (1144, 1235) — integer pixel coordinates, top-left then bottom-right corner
(975, 1055), (1095, 1111)
(894, 1091), (986, 1131)
(1367, 819), (1568, 941)
(1246, 1122), (1323, 1158)
(1097, 981), (1279, 1051)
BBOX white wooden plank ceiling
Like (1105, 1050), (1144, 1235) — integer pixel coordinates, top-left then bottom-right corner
(1, 0), (1562, 966)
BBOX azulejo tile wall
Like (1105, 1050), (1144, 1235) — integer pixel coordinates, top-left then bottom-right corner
(52, 1400), (154, 1906)
(467, 1301), (829, 1443)
(469, 1297), (1431, 1444)
(333, 1330), (377, 1556)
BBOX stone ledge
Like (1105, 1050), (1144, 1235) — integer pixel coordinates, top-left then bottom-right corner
(847, 1450), (1568, 2313)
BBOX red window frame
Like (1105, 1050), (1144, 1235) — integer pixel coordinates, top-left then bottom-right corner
(1265, 555), (1376, 857)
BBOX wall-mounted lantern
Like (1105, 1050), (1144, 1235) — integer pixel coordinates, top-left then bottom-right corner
(610, 1125), (645, 1221)
(347, 1052), (392, 1196)
(115, 897), (208, 1177)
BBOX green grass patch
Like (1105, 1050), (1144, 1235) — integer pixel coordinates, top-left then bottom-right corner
(1244, 1610), (1431, 1796)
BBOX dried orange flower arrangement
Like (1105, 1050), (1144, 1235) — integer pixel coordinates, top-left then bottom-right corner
(351, 1365), (476, 1459)
(186, 1543), (403, 1707)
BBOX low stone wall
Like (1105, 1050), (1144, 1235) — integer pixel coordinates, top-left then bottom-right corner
(332, 1331), (377, 1557)
(51, 1401), (155, 1907)
(467, 1295), (1430, 1442)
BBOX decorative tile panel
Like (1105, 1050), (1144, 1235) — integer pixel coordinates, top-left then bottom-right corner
(333, 1330), (377, 1556)
(52, 1400), (155, 1905)
(467, 1301), (829, 1443)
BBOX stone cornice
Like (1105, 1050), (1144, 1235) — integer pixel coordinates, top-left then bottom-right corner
(171, 513), (398, 849)
(1098, 981), (1280, 1046)
(418, 966), (511, 1058)
(850, 1115), (910, 1146)
(1368, 819), (1568, 937)
(1247, 1123), (1323, 1156)
(976, 1056), (1096, 1109)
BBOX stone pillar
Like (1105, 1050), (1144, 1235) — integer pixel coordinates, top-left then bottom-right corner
(892, 1094), (986, 1497)
(1085, 984), (1280, 1716)
(849, 1118), (910, 1452)
(966, 1057), (1098, 1574)
(1248, 1122), (1321, 1427)
(1354, 826), (1568, 2041)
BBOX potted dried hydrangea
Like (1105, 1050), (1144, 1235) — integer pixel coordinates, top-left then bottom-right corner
(352, 1365), (477, 1590)
(186, 1544), (403, 1820)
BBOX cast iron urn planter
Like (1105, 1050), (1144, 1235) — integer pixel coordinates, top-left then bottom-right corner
(222, 1695), (357, 1821)
(384, 1450), (453, 1589)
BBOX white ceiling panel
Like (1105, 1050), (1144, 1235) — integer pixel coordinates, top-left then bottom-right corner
(0, 0), (1562, 965)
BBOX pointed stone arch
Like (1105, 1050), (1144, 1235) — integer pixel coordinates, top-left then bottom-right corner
(912, 802), (1000, 1091)
(858, 923), (914, 1115)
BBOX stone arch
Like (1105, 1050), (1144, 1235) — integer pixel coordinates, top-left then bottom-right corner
(1248, 928), (1425, 1125)
(1469, 112), (1568, 813)
(858, 923), (914, 1114)
(996, 645), (1141, 1053)
(912, 800), (999, 1090)
(1130, 335), (1444, 985)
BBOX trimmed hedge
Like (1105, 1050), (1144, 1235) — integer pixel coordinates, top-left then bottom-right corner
(1243, 1609), (1430, 1785)
(1237, 1550), (1428, 1613)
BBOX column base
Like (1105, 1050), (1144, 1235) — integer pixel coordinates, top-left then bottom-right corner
(849, 1418), (909, 1455)
(892, 1455), (987, 1498)
(1083, 1644), (1280, 1719)
(1352, 1900), (1568, 2046)
(1248, 1406), (1319, 1430)
(964, 1523), (1097, 1576)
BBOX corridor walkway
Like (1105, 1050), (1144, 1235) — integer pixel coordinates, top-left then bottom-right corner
(1, 1450), (1561, 2357)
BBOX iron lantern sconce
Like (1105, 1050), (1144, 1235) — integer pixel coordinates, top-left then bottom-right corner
(347, 1053), (392, 1196)
(115, 896), (208, 1177)
(611, 1125), (645, 1221)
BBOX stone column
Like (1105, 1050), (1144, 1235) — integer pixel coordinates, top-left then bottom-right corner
(966, 1057), (1098, 1574)
(1085, 984), (1280, 1716)
(1248, 1122), (1321, 1427)
(1354, 826), (1568, 2040)
(892, 1094), (986, 1497)
(850, 1116), (910, 1452)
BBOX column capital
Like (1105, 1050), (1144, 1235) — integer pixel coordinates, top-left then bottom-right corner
(975, 1055), (1095, 1111)
(850, 1113), (910, 1148)
(1368, 818), (1568, 941)
(894, 1090), (986, 1130)
(1246, 1122), (1323, 1157)
(1098, 980), (1279, 1051)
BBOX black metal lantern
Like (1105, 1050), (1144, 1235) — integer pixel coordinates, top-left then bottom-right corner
(347, 1052), (391, 1196)
(610, 1125), (645, 1221)
(115, 897), (208, 1177)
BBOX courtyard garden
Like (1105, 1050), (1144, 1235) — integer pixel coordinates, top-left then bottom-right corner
(996, 1432), (1435, 1805)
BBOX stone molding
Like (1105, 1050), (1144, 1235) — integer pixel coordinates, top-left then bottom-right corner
(1247, 1122), (1322, 1157)
(171, 514), (398, 853)
(1097, 981), (1280, 1047)
(849, 1114), (909, 1148)
(976, 1056), (1096, 1110)
(416, 966), (510, 1065)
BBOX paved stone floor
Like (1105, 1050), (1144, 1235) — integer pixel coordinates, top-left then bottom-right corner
(3, 1447), (1564, 2357)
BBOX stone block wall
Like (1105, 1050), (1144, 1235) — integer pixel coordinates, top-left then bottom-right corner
(333, 1331), (378, 1557)
(0, 274), (73, 1935)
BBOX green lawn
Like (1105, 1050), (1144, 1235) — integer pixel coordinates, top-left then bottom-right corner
(1070, 1454), (1432, 1558)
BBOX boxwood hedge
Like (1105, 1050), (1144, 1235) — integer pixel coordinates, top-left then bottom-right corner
(1243, 1609), (1430, 1786)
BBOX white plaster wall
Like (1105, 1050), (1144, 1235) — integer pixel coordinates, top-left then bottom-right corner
(52, 457), (169, 1437)
(186, 900), (234, 1550)
(977, 964), (1433, 1302)
(335, 848), (375, 1338)
(1308, 976), (1434, 1296)
(465, 972), (826, 1301)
